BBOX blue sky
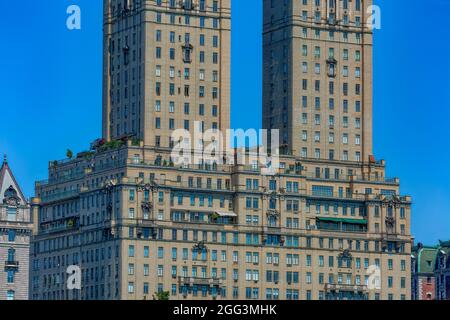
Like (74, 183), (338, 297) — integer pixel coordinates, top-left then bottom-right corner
(0, 0), (449, 244)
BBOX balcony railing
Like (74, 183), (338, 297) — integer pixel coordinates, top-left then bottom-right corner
(307, 191), (368, 201)
(40, 189), (80, 203)
(305, 172), (399, 185)
(325, 283), (368, 292)
(5, 261), (19, 269)
(39, 217), (80, 235)
(127, 158), (233, 173)
(36, 171), (85, 187)
(178, 276), (223, 287)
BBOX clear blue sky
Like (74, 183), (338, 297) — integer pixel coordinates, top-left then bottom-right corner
(0, 0), (449, 244)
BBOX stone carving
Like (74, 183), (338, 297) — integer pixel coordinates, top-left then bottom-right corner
(266, 209), (280, 218)
(3, 186), (20, 206)
(193, 241), (207, 252)
(141, 201), (153, 213)
(385, 216), (396, 233)
(339, 249), (353, 260)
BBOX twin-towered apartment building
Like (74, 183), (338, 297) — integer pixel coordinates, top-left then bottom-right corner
(24, 0), (412, 301)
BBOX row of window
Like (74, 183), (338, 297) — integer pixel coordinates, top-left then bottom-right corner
(299, 147), (361, 161)
(298, 11), (363, 26)
(268, 27), (362, 45)
(300, 97), (361, 114)
(155, 0), (220, 13)
(125, 246), (407, 272)
(297, 0), (362, 11)
(154, 82), (219, 98)
(300, 113), (361, 128)
(37, 284), (407, 301)
(154, 117), (218, 131)
(302, 63), (361, 79)
(154, 100), (219, 117)
(154, 11), (221, 28)
(301, 131), (361, 146)
(156, 30), (219, 47)
(301, 80), (362, 97)
(155, 66), (219, 82)
(35, 227), (407, 271)
(155, 46), (219, 63)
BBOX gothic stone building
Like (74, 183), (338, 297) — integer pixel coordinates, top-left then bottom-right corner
(0, 156), (32, 300)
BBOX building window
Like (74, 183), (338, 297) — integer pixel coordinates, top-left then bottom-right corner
(7, 270), (15, 283)
(7, 248), (15, 262)
(8, 230), (16, 242)
(128, 245), (135, 257)
(128, 282), (134, 294)
(6, 290), (15, 301)
(7, 207), (16, 222)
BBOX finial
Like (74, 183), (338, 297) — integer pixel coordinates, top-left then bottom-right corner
(3, 154), (7, 164)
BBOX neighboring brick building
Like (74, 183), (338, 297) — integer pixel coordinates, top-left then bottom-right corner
(412, 243), (437, 300)
(0, 156), (33, 300)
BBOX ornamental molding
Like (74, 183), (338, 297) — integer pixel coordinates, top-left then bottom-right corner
(266, 209), (280, 218)
(141, 201), (153, 212)
(193, 241), (207, 252)
(385, 216), (396, 234)
(338, 249), (353, 260)
(3, 186), (20, 206)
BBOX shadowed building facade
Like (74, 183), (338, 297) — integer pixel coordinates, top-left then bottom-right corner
(434, 241), (450, 300)
(29, 0), (412, 301)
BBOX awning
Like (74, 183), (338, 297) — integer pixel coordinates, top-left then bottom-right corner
(215, 211), (237, 217)
(317, 217), (368, 225)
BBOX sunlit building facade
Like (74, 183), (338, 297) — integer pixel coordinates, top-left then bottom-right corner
(29, 0), (412, 301)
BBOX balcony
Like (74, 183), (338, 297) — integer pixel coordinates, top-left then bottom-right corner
(304, 171), (399, 185)
(325, 283), (368, 293)
(39, 217), (80, 235)
(308, 190), (368, 201)
(40, 189), (80, 203)
(178, 276), (223, 287)
(126, 158), (233, 174)
(316, 217), (368, 233)
(5, 261), (19, 269)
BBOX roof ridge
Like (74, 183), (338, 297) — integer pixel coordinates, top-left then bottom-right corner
(0, 156), (27, 203)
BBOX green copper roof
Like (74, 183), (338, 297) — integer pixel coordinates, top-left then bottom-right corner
(416, 247), (438, 273)
(317, 217), (368, 225)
